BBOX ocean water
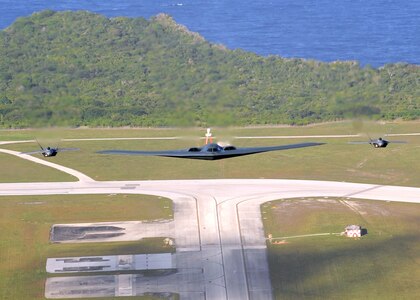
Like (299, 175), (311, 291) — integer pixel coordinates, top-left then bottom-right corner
(0, 0), (418, 67)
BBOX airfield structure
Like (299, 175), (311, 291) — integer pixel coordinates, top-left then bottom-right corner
(345, 225), (362, 238)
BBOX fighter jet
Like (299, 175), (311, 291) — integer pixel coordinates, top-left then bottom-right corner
(21, 140), (79, 157)
(348, 136), (406, 148)
(97, 128), (324, 160)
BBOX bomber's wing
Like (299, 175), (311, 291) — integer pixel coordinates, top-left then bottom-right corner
(97, 142), (324, 160)
(97, 149), (197, 158)
(224, 142), (325, 157)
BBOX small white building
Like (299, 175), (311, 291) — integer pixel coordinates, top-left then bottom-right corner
(345, 225), (362, 238)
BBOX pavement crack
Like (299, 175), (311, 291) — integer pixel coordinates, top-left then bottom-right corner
(343, 185), (383, 198)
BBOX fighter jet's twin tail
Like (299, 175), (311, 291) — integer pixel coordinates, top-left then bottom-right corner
(21, 139), (79, 157)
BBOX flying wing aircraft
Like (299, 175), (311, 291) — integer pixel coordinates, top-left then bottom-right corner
(21, 140), (79, 157)
(348, 137), (406, 148)
(97, 129), (324, 160)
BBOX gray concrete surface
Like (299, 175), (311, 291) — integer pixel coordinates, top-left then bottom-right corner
(47, 253), (174, 273)
(45, 271), (205, 299)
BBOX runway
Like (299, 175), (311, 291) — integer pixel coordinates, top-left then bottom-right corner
(1, 143), (420, 299)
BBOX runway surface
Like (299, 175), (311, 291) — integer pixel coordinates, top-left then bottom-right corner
(1, 141), (419, 299)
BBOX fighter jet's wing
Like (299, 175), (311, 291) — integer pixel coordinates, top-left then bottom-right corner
(348, 141), (371, 144)
(57, 148), (80, 152)
(21, 148), (79, 155)
(20, 150), (45, 155)
(97, 142), (324, 160)
(348, 141), (407, 144)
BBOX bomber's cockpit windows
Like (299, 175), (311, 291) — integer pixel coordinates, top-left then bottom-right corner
(204, 143), (223, 152)
(207, 146), (221, 152)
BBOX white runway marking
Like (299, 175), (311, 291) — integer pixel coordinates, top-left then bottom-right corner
(235, 134), (360, 139)
(63, 137), (177, 141)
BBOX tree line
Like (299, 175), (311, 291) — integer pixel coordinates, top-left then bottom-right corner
(0, 10), (418, 128)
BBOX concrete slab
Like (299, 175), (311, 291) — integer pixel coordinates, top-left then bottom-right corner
(47, 253), (174, 273)
(172, 197), (200, 251)
(46, 271), (205, 299)
(45, 275), (115, 299)
(116, 274), (133, 296)
(244, 249), (273, 300)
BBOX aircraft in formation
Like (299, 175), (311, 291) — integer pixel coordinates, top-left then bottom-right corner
(20, 130), (407, 159)
(21, 140), (79, 157)
(348, 136), (406, 148)
(97, 128), (325, 160)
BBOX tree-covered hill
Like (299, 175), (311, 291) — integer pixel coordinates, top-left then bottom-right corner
(0, 10), (418, 127)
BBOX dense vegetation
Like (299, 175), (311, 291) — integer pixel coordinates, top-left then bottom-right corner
(0, 10), (419, 127)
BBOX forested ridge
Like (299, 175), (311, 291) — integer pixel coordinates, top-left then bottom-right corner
(0, 10), (418, 127)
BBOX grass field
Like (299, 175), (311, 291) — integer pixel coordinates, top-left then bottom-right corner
(1, 121), (419, 186)
(261, 198), (420, 300)
(0, 194), (173, 300)
(0, 152), (76, 182)
(0, 121), (419, 299)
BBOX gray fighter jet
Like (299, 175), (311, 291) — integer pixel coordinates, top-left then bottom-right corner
(349, 137), (406, 148)
(97, 129), (324, 160)
(22, 140), (79, 157)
